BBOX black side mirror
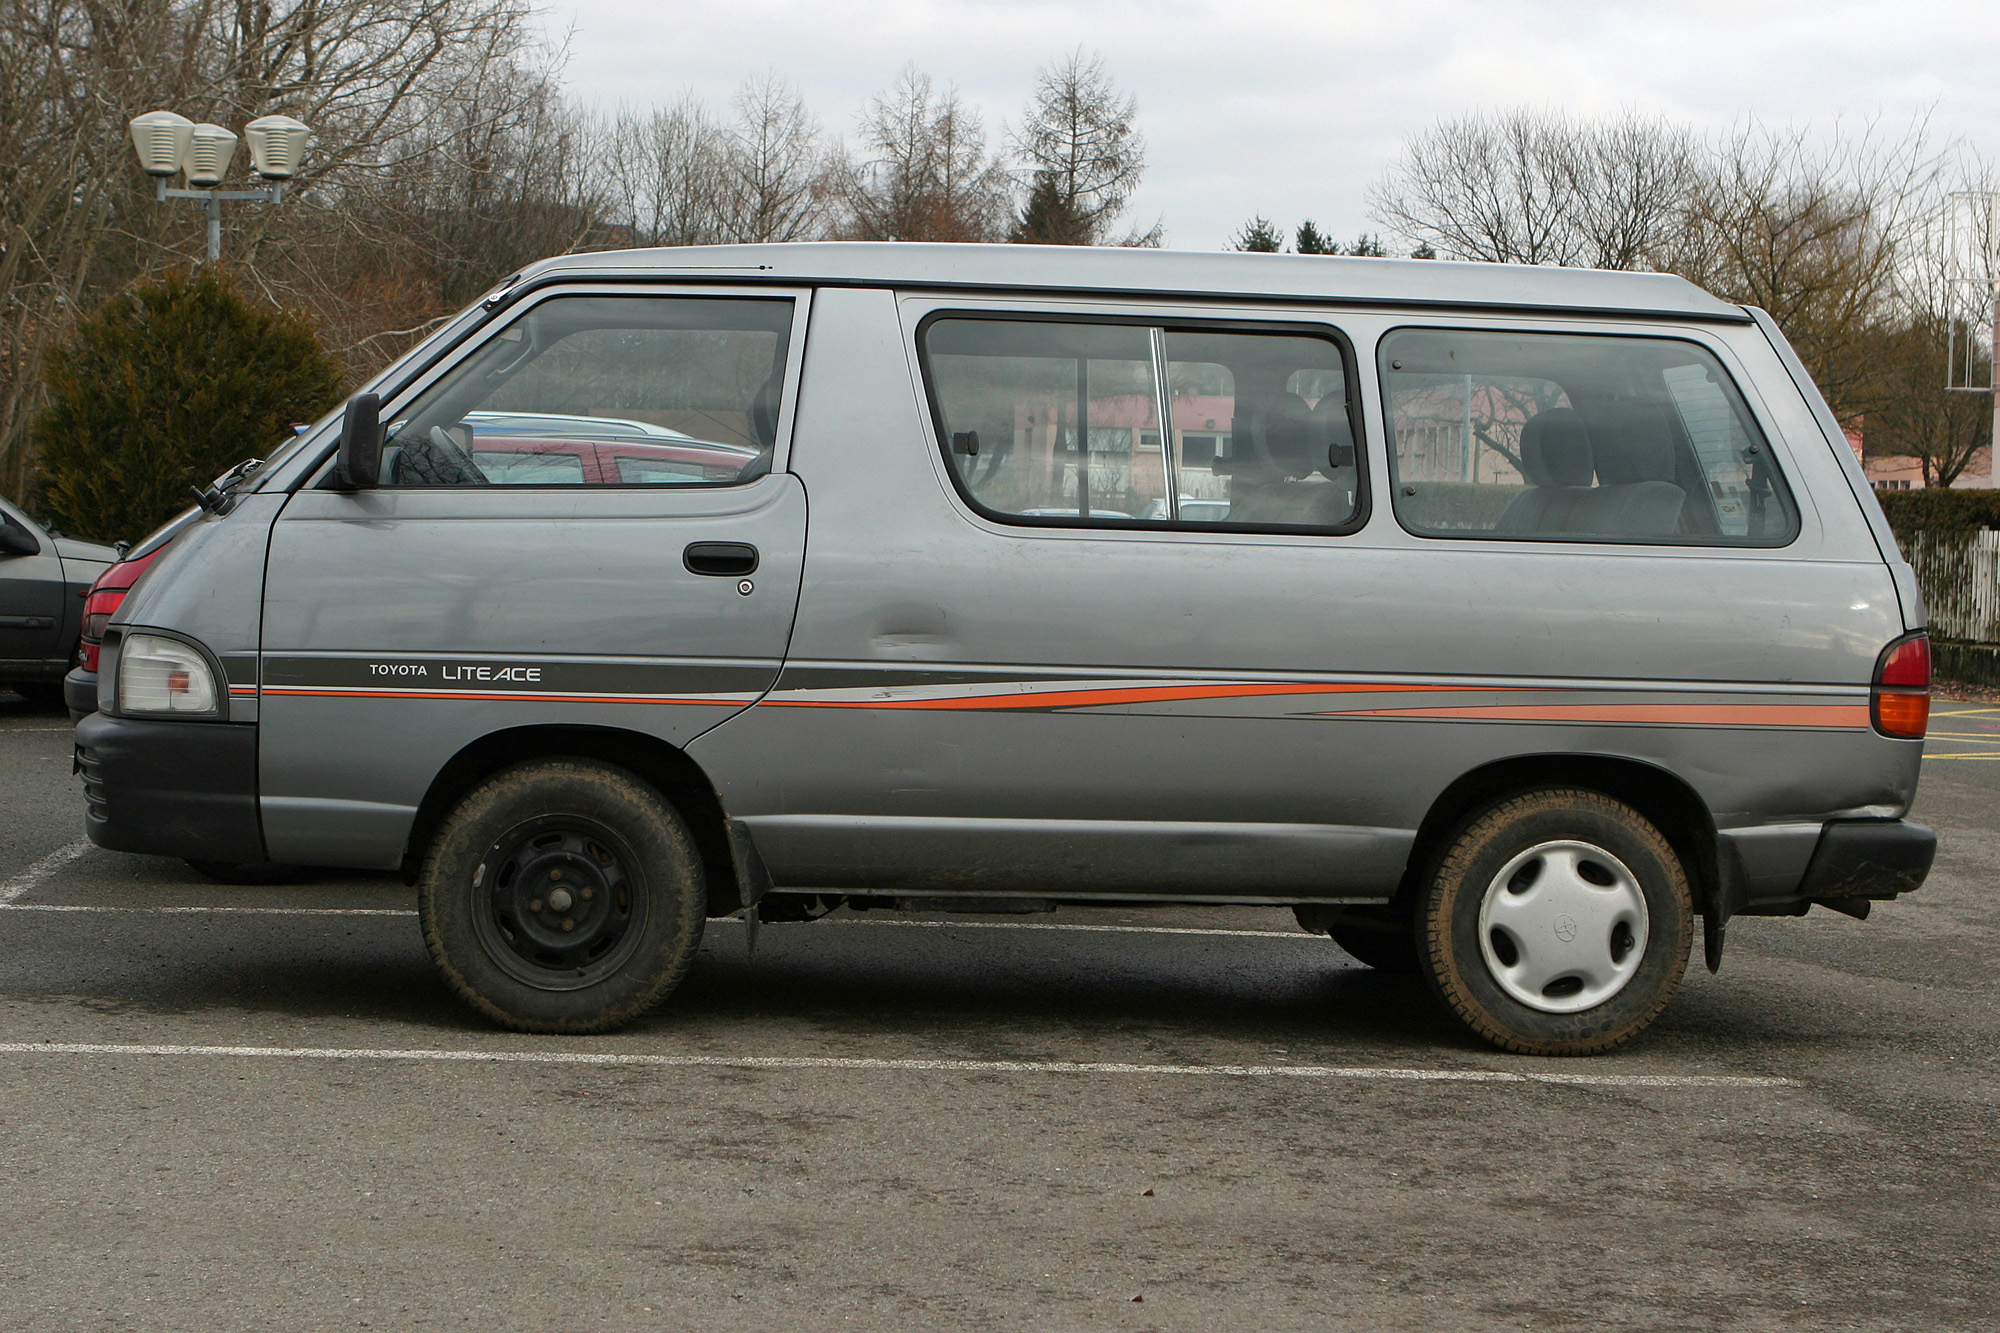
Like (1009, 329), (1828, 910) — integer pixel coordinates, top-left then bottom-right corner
(0, 519), (40, 556)
(333, 393), (383, 490)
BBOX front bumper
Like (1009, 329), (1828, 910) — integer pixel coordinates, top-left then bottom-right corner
(74, 711), (263, 862)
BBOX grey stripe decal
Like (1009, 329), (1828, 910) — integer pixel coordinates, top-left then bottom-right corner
(260, 655), (775, 697)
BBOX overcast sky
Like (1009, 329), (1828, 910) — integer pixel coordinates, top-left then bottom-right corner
(538, 0), (2000, 251)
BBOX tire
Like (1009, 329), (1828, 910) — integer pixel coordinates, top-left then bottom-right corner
(1418, 788), (1692, 1056)
(1294, 904), (1422, 974)
(419, 758), (706, 1033)
(185, 858), (306, 885)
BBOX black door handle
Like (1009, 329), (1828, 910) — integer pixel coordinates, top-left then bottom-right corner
(683, 542), (759, 577)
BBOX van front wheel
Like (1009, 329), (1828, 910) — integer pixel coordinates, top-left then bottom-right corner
(419, 759), (706, 1033)
(1418, 789), (1692, 1056)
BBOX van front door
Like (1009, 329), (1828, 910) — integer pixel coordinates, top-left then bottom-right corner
(259, 289), (810, 868)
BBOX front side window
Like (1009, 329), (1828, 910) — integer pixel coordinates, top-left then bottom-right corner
(921, 316), (1362, 531)
(378, 295), (791, 487)
(1382, 328), (1796, 544)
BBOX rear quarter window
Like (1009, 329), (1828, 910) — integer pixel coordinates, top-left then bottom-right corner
(1381, 328), (1797, 546)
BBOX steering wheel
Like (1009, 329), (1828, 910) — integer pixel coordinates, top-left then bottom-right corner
(426, 426), (489, 484)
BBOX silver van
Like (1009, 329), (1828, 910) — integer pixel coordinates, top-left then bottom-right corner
(74, 244), (1936, 1055)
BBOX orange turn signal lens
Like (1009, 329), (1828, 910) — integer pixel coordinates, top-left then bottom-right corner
(1873, 689), (1929, 740)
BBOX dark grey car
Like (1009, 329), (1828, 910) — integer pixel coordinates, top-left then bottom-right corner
(0, 494), (115, 707)
(73, 244), (1937, 1054)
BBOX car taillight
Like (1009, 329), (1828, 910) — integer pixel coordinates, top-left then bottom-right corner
(78, 587), (127, 673)
(1871, 632), (1930, 739)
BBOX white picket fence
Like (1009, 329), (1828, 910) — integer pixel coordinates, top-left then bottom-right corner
(1908, 529), (2000, 644)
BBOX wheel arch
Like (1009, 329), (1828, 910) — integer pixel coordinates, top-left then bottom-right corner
(402, 724), (754, 914)
(1402, 753), (1720, 914)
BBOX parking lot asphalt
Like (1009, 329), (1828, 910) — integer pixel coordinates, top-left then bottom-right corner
(1, 687), (1995, 1332)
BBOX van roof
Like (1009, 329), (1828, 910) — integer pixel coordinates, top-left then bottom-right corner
(520, 242), (1750, 323)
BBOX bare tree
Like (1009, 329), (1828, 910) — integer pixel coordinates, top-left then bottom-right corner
(1679, 120), (1942, 423)
(837, 66), (1012, 243)
(724, 74), (837, 243)
(0, 0), (569, 493)
(599, 96), (735, 247)
(1369, 110), (1700, 270)
(1007, 50), (1145, 245)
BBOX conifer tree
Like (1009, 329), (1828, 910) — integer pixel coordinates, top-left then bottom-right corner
(32, 269), (343, 543)
(1294, 220), (1333, 254)
(1232, 217), (1285, 252)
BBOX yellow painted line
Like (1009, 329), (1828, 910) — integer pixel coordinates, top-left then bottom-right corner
(1922, 753), (2000, 760)
(1934, 707), (2000, 715)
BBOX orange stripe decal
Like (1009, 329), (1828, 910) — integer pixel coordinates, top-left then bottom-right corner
(1325, 703), (1871, 728)
(761, 682), (1515, 711)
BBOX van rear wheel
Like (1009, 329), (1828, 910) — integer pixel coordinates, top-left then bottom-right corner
(419, 758), (706, 1033)
(1418, 788), (1692, 1056)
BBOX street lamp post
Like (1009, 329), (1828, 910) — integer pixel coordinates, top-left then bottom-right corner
(127, 111), (311, 262)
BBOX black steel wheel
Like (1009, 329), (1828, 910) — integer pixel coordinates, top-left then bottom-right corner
(419, 758), (705, 1033)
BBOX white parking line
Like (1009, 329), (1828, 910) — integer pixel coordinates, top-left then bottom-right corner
(0, 1042), (1797, 1088)
(0, 840), (90, 904)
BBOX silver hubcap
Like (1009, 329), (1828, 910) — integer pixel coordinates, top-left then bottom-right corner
(1477, 840), (1649, 1013)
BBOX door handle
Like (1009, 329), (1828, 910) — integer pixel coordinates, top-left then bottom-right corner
(682, 542), (759, 577)
(0, 616), (55, 629)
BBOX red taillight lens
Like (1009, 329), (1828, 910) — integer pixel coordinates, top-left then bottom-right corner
(77, 587), (127, 674)
(1872, 632), (1930, 739)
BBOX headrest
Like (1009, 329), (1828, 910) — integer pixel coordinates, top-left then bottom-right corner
(1591, 402), (1679, 485)
(1309, 395), (1355, 469)
(1232, 392), (1315, 476)
(750, 369), (783, 448)
(1518, 408), (1593, 488)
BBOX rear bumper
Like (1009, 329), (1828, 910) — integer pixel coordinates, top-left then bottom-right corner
(74, 712), (263, 863)
(64, 665), (96, 720)
(1720, 818), (1935, 917)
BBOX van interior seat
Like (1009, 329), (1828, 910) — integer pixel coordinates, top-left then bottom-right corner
(1496, 407), (1594, 533)
(1496, 405), (1684, 538)
(1583, 401), (1686, 536)
(1229, 391), (1339, 525)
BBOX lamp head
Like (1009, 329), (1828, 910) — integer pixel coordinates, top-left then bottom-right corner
(244, 115), (311, 180)
(128, 111), (194, 177)
(181, 123), (239, 185)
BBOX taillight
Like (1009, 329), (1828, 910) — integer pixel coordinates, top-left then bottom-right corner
(1871, 632), (1930, 739)
(78, 587), (127, 673)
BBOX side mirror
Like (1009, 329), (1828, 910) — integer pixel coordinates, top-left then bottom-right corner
(0, 519), (40, 556)
(333, 393), (383, 489)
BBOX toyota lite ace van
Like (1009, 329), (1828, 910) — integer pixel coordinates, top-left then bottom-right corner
(75, 244), (1935, 1054)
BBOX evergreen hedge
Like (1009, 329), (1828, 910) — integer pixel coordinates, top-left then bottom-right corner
(31, 268), (343, 543)
(1876, 488), (2000, 546)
